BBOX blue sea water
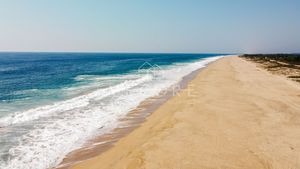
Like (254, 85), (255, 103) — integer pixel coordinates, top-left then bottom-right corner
(0, 53), (219, 115)
(0, 52), (224, 169)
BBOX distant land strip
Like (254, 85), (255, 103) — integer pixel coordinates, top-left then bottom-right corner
(240, 54), (300, 83)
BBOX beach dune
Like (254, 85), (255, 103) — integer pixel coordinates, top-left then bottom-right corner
(71, 56), (300, 169)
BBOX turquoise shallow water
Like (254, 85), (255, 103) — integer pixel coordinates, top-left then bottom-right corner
(0, 52), (224, 169)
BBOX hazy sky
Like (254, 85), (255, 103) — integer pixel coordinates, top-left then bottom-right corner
(0, 0), (299, 53)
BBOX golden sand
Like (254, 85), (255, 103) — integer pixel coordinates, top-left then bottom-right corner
(70, 56), (300, 169)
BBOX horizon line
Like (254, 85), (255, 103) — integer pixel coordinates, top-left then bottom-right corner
(0, 50), (236, 55)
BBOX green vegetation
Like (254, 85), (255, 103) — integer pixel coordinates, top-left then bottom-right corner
(240, 54), (300, 65)
(240, 54), (300, 83)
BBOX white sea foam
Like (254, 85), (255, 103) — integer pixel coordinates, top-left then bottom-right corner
(0, 75), (152, 127)
(0, 67), (19, 73)
(74, 74), (141, 81)
(0, 56), (224, 169)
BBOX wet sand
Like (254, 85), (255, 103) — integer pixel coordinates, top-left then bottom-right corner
(70, 56), (300, 169)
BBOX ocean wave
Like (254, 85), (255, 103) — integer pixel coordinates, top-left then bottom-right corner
(12, 89), (39, 95)
(0, 74), (153, 127)
(74, 74), (141, 81)
(0, 67), (19, 73)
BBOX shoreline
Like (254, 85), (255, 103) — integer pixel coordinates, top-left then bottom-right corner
(69, 56), (300, 169)
(54, 56), (223, 169)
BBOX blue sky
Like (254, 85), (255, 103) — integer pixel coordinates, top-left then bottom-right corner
(0, 0), (299, 53)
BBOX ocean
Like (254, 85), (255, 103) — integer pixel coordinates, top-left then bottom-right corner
(0, 52), (224, 169)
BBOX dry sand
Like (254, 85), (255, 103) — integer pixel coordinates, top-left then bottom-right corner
(70, 56), (300, 169)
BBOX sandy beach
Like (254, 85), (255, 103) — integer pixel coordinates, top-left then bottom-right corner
(70, 56), (300, 169)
